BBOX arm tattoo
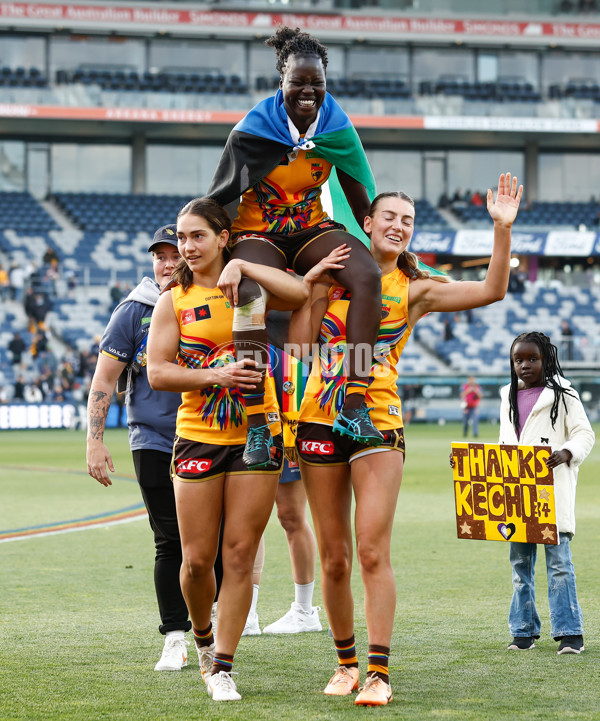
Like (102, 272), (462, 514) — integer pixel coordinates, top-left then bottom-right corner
(88, 390), (111, 441)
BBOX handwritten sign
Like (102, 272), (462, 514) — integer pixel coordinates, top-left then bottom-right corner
(451, 442), (558, 545)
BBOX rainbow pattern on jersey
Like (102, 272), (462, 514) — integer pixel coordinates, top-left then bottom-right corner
(314, 308), (409, 415)
(177, 333), (245, 430)
(373, 315), (409, 363)
(254, 177), (321, 234)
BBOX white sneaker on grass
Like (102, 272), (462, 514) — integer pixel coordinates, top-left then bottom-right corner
(196, 642), (215, 684)
(154, 635), (189, 671)
(263, 602), (323, 634)
(207, 671), (241, 701)
(242, 610), (261, 636)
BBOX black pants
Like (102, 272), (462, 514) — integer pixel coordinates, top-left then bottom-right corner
(133, 449), (191, 635)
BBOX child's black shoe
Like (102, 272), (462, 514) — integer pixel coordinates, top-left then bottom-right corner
(507, 636), (535, 650)
(557, 635), (584, 655)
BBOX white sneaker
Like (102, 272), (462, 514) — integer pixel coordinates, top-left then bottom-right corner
(154, 635), (189, 671)
(196, 642), (215, 684)
(242, 610), (261, 636)
(263, 602), (323, 634)
(207, 671), (241, 701)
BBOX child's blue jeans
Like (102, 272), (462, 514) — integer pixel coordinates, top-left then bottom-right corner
(508, 533), (583, 639)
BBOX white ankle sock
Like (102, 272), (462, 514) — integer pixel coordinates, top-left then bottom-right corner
(295, 581), (314, 613)
(166, 630), (185, 641)
(250, 584), (260, 614)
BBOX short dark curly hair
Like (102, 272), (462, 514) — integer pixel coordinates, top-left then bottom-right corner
(265, 26), (328, 76)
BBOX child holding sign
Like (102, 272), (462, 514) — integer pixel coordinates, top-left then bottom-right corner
(500, 332), (595, 654)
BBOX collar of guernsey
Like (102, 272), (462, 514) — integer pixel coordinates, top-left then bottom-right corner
(207, 90), (377, 243)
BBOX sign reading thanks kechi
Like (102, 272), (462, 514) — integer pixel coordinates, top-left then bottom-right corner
(451, 442), (558, 545)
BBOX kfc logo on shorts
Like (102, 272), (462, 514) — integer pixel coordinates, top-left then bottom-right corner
(176, 458), (212, 474)
(299, 440), (334, 455)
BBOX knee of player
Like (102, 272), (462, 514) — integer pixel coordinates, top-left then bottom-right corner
(277, 507), (305, 535)
(343, 257), (381, 293)
(223, 540), (256, 577)
(322, 551), (352, 583)
(356, 541), (387, 575)
(182, 552), (214, 580)
(236, 277), (266, 308)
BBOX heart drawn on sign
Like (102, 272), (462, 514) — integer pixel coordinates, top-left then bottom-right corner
(498, 523), (516, 541)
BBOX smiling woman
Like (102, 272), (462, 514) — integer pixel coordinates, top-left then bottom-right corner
(207, 26), (385, 471)
(287, 172), (523, 706)
(146, 196), (308, 702)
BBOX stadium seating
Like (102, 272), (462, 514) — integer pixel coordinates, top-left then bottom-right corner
(419, 77), (541, 103)
(416, 280), (600, 374)
(55, 68), (249, 95)
(549, 79), (600, 102)
(452, 200), (600, 229)
(53, 192), (192, 233)
(0, 66), (48, 88)
(414, 199), (451, 230)
(0, 192), (60, 234)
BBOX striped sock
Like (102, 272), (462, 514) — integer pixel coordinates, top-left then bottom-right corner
(334, 635), (358, 669)
(193, 624), (214, 649)
(344, 380), (369, 409)
(211, 652), (234, 676)
(346, 379), (369, 396)
(367, 644), (390, 684)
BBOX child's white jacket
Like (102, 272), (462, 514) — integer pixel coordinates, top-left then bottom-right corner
(499, 377), (595, 536)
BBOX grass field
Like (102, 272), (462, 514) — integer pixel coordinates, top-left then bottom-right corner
(1, 422), (599, 721)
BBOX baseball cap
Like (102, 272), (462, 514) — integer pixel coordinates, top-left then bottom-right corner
(148, 224), (178, 253)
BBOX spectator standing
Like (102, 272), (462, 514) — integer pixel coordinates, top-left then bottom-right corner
(461, 376), (482, 438)
(560, 319), (574, 361)
(501, 332), (594, 654)
(86, 225), (193, 671)
(8, 332), (26, 365)
(0, 263), (9, 300)
(110, 281), (124, 310)
(9, 263), (25, 302)
(13, 376), (25, 401)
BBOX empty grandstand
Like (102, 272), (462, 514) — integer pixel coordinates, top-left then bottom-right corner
(1, 0), (599, 425)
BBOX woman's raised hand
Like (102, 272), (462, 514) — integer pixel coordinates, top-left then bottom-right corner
(487, 172), (523, 227)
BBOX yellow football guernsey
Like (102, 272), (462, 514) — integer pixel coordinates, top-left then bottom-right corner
(299, 267), (412, 430)
(232, 149), (332, 235)
(172, 284), (281, 444)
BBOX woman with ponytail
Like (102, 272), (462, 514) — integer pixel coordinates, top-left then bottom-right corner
(289, 172), (523, 706)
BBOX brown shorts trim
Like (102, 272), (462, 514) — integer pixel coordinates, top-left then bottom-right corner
(296, 422), (405, 466)
(172, 434), (284, 483)
(231, 221), (347, 271)
(231, 233), (287, 263)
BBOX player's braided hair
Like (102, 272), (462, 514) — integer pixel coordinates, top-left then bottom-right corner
(367, 192), (449, 283)
(265, 26), (328, 76)
(508, 331), (574, 434)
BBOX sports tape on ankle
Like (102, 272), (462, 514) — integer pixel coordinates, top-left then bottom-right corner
(232, 284), (268, 331)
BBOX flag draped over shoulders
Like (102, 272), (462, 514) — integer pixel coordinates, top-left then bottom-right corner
(207, 90), (376, 242)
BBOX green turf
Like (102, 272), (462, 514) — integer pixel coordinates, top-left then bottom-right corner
(1, 423), (598, 720)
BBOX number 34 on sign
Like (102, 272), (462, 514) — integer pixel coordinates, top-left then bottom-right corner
(450, 442), (558, 545)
